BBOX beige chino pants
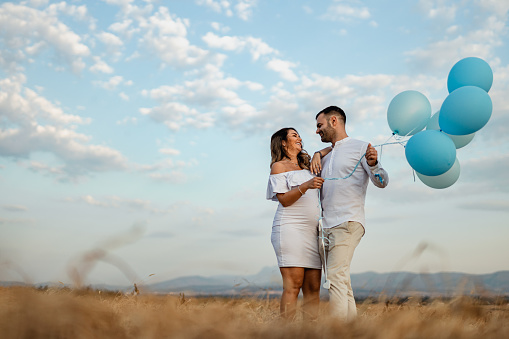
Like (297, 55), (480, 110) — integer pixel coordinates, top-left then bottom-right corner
(319, 221), (365, 321)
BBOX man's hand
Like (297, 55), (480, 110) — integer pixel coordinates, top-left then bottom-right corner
(365, 143), (378, 166)
(310, 152), (322, 175)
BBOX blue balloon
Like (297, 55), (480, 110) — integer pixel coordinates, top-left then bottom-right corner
(387, 90), (431, 136)
(439, 86), (492, 135)
(416, 158), (460, 189)
(427, 111), (475, 149)
(448, 57), (493, 93)
(405, 130), (456, 176)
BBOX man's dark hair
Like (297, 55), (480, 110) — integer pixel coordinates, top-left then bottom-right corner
(316, 106), (346, 124)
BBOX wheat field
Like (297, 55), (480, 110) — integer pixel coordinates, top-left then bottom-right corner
(1, 286), (508, 338)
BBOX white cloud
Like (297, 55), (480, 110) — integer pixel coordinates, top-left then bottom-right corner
(108, 19), (138, 40)
(266, 58), (299, 82)
(235, 0), (257, 21)
(96, 31), (124, 47)
(202, 32), (277, 61)
(418, 0), (457, 22)
(211, 21), (230, 33)
(159, 148), (181, 156)
(135, 156), (198, 184)
(221, 103), (258, 126)
(477, 0), (509, 17)
(197, 0), (235, 17)
(246, 37), (277, 61)
(202, 32), (246, 51)
(102, 0), (135, 6)
(29, 0), (49, 7)
(196, 0), (257, 20)
(140, 63), (267, 130)
(0, 74), (86, 126)
(90, 57), (114, 74)
(0, 3), (90, 73)
(0, 74), (127, 180)
(119, 92), (129, 101)
(323, 2), (371, 21)
(245, 81), (264, 91)
(26, 161), (65, 177)
(140, 102), (215, 131)
(196, 0), (232, 15)
(93, 75), (129, 90)
(46, 2), (91, 23)
(137, 6), (210, 68)
(405, 15), (506, 73)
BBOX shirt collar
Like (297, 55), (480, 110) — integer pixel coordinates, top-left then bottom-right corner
(332, 136), (351, 148)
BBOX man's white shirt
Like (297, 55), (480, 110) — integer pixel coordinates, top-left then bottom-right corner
(320, 137), (389, 229)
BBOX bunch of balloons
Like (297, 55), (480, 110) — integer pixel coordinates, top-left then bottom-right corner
(386, 57), (493, 189)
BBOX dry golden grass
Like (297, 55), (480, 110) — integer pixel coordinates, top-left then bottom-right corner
(1, 286), (508, 339)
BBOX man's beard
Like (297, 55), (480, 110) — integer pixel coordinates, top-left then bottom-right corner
(320, 126), (335, 143)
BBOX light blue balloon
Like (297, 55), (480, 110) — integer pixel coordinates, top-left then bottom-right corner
(387, 90), (431, 136)
(405, 130), (456, 176)
(439, 86), (492, 135)
(448, 57), (493, 93)
(417, 158), (460, 189)
(427, 111), (475, 149)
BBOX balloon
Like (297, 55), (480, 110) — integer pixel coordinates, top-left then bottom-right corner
(426, 111), (475, 149)
(439, 86), (492, 135)
(387, 90), (431, 136)
(447, 57), (493, 93)
(405, 130), (456, 176)
(416, 158), (461, 189)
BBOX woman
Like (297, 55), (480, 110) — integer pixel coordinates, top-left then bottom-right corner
(266, 127), (325, 320)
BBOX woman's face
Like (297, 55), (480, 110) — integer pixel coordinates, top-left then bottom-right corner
(284, 129), (302, 154)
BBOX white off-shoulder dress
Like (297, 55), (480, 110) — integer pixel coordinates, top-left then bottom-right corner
(266, 169), (322, 269)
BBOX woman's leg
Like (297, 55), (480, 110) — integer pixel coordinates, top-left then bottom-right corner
(302, 268), (321, 321)
(279, 267), (305, 320)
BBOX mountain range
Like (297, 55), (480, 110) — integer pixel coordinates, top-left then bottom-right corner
(143, 267), (509, 298)
(3, 267), (509, 298)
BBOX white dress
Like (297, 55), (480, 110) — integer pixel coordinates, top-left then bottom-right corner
(266, 169), (322, 269)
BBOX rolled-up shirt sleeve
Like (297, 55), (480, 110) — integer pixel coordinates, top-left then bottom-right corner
(361, 157), (389, 188)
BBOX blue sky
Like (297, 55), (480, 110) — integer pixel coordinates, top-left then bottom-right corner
(1, 0), (508, 286)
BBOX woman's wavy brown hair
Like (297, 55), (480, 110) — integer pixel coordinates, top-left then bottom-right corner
(270, 127), (311, 169)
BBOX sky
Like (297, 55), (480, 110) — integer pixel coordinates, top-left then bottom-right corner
(0, 0), (508, 287)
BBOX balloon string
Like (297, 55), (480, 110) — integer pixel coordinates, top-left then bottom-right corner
(322, 135), (408, 181)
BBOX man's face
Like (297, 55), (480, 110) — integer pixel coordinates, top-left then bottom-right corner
(316, 113), (335, 143)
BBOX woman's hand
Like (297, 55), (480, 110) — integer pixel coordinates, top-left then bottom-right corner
(304, 176), (324, 190)
(310, 152), (322, 175)
(277, 177), (325, 207)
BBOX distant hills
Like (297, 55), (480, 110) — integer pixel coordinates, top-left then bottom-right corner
(131, 268), (509, 297)
(3, 267), (509, 298)
(144, 268), (509, 298)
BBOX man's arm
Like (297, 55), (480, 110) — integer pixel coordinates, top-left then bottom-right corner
(361, 143), (389, 188)
(310, 146), (332, 175)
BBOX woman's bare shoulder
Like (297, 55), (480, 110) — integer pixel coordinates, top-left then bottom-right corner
(270, 161), (290, 175)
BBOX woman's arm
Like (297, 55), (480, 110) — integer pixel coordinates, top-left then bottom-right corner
(271, 161), (324, 207)
(276, 177), (324, 207)
(310, 146), (332, 175)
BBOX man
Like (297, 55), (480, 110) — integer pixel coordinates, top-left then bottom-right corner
(314, 105), (389, 321)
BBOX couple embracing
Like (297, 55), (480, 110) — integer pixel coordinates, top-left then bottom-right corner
(266, 106), (389, 321)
